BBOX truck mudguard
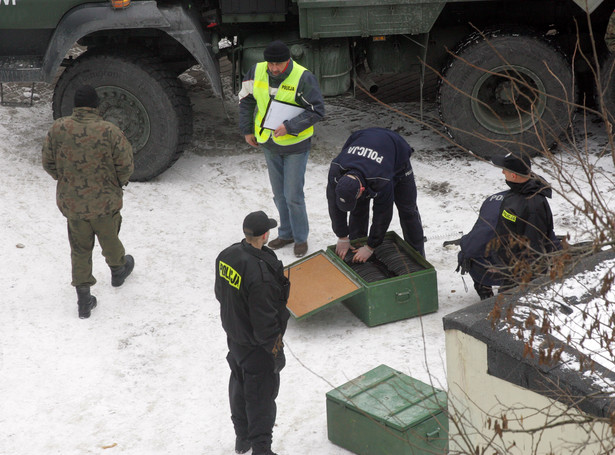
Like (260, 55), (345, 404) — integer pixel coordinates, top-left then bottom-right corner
(42, 0), (222, 97)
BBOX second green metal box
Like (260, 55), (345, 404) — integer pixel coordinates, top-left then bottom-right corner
(327, 364), (448, 454)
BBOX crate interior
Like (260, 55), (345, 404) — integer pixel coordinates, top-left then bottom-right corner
(341, 236), (427, 283)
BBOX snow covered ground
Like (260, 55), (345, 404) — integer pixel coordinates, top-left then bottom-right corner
(1, 70), (613, 455)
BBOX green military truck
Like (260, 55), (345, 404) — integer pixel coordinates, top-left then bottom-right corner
(1, 0), (613, 180)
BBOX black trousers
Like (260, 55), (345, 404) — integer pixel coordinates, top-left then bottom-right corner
(226, 340), (280, 453)
(349, 172), (425, 256)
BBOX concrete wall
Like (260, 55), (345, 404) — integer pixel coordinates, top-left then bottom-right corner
(446, 329), (613, 454)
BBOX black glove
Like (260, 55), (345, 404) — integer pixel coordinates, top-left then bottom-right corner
(271, 334), (285, 374)
(280, 274), (290, 301)
(273, 350), (286, 374)
(456, 251), (470, 275)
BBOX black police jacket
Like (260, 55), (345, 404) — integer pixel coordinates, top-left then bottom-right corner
(494, 176), (558, 263)
(327, 128), (415, 247)
(458, 191), (507, 286)
(215, 240), (290, 355)
(458, 178), (560, 286)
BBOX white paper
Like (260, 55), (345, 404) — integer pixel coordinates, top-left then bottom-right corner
(261, 99), (306, 132)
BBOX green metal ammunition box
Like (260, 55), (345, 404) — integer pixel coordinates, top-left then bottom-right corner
(286, 231), (438, 327)
(326, 364), (448, 455)
(330, 232), (437, 326)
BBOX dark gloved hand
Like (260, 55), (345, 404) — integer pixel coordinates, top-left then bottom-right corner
(456, 251), (470, 275)
(273, 350), (286, 374)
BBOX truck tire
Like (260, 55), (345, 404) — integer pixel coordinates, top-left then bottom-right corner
(599, 52), (615, 125)
(439, 32), (573, 159)
(53, 50), (193, 181)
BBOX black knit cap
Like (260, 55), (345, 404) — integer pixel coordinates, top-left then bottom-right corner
(243, 211), (277, 237)
(491, 152), (532, 177)
(263, 40), (290, 63)
(74, 85), (100, 108)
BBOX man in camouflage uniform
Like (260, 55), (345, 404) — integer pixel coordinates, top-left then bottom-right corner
(606, 10), (615, 52)
(42, 85), (135, 319)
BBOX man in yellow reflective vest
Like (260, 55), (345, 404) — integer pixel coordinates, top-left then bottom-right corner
(239, 40), (325, 258)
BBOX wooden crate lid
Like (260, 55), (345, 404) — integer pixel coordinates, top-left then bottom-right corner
(286, 251), (362, 319)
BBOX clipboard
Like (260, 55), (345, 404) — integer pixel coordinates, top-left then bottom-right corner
(260, 99), (307, 136)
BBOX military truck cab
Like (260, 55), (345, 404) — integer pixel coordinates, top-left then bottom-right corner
(1, 0), (613, 180)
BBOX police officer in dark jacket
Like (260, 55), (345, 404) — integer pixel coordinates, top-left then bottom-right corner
(457, 191), (510, 299)
(458, 153), (559, 299)
(327, 128), (424, 262)
(215, 211), (290, 455)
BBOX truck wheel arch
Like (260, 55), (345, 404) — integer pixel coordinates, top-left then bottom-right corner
(42, 0), (222, 98)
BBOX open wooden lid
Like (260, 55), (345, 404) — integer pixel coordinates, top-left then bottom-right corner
(285, 251), (362, 319)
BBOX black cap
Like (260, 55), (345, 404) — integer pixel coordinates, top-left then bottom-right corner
(243, 211), (277, 236)
(335, 174), (362, 212)
(491, 152), (532, 177)
(264, 40), (290, 63)
(74, 85), (100, 109)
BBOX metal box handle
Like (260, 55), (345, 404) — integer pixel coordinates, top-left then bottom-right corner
(426, 428), (440, 440)
(395, 290), (411, 303)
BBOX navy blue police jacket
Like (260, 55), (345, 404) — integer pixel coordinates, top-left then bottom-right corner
(458, 179), (560, 286)
(326, 128), (415, 248)
(458, 191), (507, 286)
(215, 240), (290, 355)
(493, 176), (559, 268)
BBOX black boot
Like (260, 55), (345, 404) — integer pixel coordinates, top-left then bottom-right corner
(474, 282), (494, 300)
(252, 443), (277, 455)
(111, 255), (134, 287)
(235, 436), (251, 454)
(76, 286), (97, 319)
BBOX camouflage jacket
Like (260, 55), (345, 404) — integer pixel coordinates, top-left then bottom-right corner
(42, 107), (134, 220)
(606, 10), (615, 52)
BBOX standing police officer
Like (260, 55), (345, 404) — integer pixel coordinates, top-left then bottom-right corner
(327, 127), (425, 262)
(42, 85), (135, 319)
(239, 40), (325, 258)
(215, 211), (290, 455)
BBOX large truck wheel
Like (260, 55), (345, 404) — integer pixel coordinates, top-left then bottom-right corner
(53, 50), (193, 181)
(439, 32), (573, 159)
(599, 52), (615, 125)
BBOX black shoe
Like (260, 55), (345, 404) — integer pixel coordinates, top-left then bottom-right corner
(111, 255), (134, 287)
(235, 437), (251, 454)
(76, 286), (97, 319)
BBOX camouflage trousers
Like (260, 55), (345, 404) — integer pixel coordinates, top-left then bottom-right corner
(67, 211), (126, 287)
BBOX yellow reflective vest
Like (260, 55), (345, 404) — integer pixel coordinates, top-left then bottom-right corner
(253, 61), (314, 146)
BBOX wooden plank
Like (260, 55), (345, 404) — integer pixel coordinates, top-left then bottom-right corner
(286, 252), (361, 318)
